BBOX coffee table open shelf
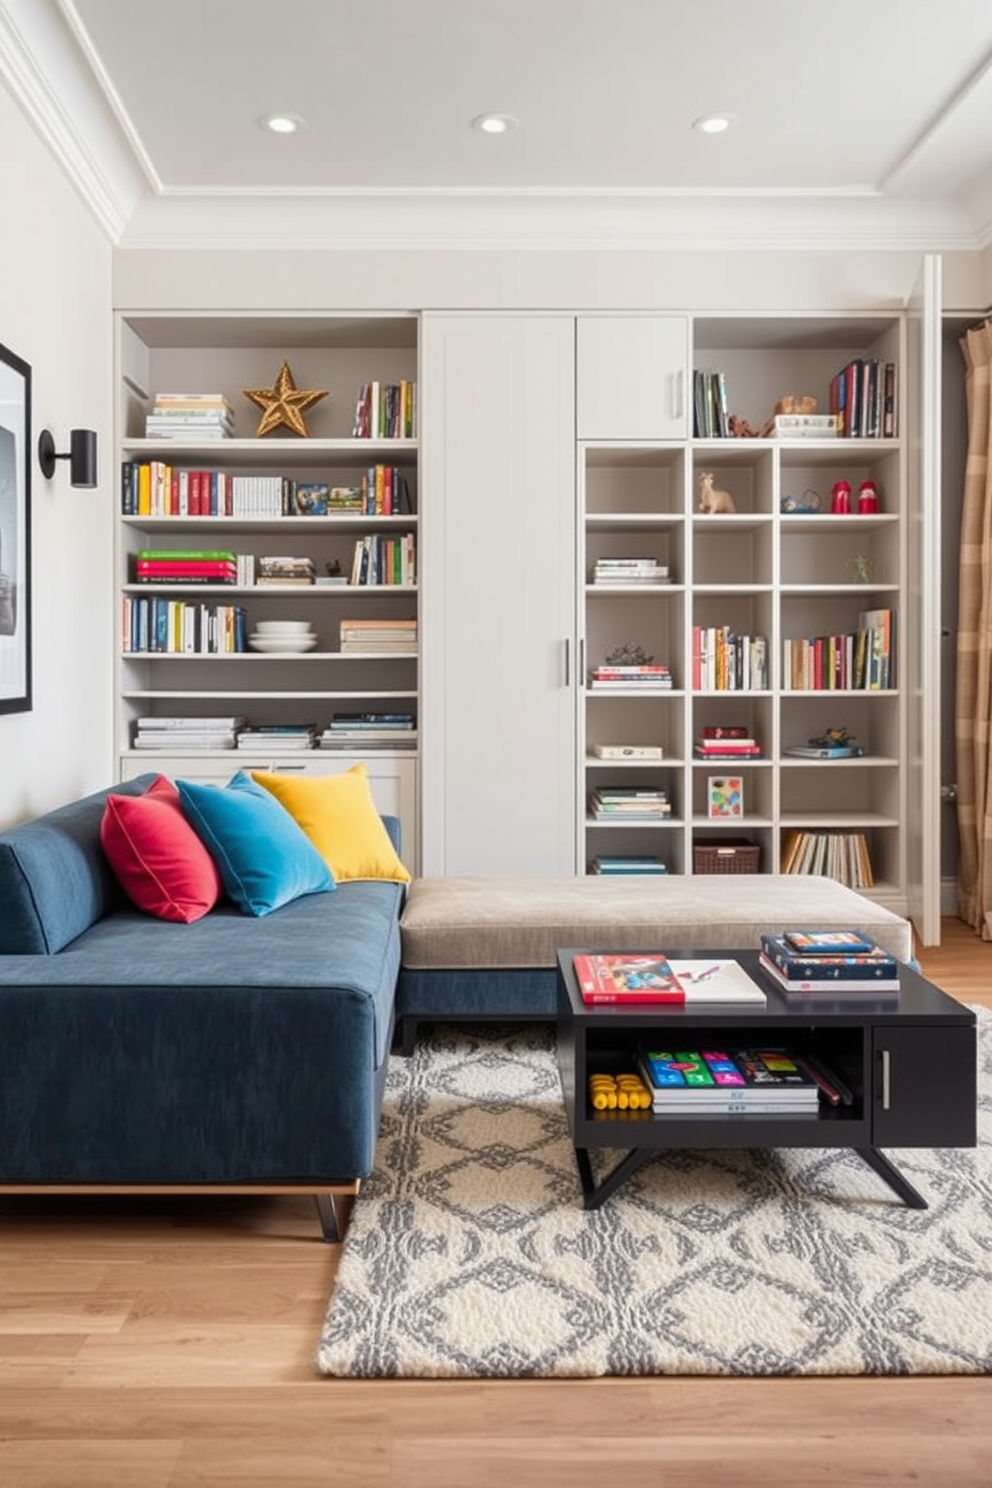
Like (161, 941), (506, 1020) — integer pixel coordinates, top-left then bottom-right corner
(556, 948), (977, 1212)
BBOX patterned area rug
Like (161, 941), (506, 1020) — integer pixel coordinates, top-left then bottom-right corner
(317, 1010), (992, 1378)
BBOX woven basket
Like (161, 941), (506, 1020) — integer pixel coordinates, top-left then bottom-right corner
(693, 839), (760, 874)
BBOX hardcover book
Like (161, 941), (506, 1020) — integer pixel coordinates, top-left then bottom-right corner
(783, 929), (877, 954)
(760, 933), (897, 979)
(573, 953), (682, 1003)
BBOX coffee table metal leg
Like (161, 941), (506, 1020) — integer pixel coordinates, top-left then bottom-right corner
(854, 1147), (928, 1209)
(575, 1146), (656, 1209)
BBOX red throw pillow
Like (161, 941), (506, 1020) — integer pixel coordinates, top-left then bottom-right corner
(101, 774), (222, 923)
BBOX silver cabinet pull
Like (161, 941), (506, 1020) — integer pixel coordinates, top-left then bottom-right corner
(673, 369), (685, 421)
(563, 638), (570, 688)
(881, 1048), (891, 1110)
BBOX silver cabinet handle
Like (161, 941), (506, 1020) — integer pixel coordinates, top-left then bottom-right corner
(880, 1048), (891, 1110)
(563, 637), (570, 688)
(673, 369), (685, 421)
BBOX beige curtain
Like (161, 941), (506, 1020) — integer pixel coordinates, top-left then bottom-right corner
(956, 322), (992, 937)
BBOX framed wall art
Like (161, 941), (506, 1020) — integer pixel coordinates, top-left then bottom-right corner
(0, 339), (31, 714)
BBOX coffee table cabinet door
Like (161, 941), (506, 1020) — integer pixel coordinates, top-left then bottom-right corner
(871, 1025), (977, 1149)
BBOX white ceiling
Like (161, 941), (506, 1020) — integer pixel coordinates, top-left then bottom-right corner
(3, 0), (992, 249)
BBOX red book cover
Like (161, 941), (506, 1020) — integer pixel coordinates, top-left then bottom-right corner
(573, 953), (685, 1004)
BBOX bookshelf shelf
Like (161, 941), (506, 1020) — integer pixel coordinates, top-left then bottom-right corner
(114, 311), (421, 870)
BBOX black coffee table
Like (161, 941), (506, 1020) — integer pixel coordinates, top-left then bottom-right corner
(556, 948), (977, 1211)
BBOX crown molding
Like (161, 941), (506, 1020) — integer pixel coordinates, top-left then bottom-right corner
(0, 0), (144, 241)
(117, 188), (983, 255)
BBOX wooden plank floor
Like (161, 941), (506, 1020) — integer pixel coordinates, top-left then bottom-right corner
(1, 917), (991, 1487)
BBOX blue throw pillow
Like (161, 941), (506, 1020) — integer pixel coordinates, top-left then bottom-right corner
(176, 771), (335, 917)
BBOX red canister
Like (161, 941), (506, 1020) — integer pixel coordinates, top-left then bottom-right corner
(857, 480), (879, 514)
(831, 480), (851, 514)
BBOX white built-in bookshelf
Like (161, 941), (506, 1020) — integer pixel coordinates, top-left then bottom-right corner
(113, 314), (420, 871)
(577, 313), (909, 912)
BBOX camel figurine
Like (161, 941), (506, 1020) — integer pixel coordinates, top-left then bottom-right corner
(697, 470), (736, 514)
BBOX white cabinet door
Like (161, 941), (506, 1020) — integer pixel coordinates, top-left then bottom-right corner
(577, 316), (689, 439)
(420, 315), (577, 875)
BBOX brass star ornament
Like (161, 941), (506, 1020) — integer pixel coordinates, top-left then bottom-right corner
(242, 360), (329, 438)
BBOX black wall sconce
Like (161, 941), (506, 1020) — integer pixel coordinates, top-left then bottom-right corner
(37, 428), (98, 488)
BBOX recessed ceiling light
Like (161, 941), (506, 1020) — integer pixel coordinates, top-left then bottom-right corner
(472, 113), (517, 135)
(260, 114), (306, 134)
(693, 113), (737, 135)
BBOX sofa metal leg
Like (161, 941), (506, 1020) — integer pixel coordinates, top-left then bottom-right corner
(315, 1192), (342, 1242)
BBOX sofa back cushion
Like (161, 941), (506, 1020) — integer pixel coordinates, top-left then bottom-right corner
(101, 775), (223, 924)
(0, 775), (158, 954)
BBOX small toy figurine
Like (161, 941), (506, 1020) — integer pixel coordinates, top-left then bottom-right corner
(697, 470), (736, 513)
(846, 554), (874, 584)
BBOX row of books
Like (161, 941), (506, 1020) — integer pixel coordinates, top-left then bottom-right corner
(783, 609), (894, 691)
(694, 730), (762, 760)
(588, 664), (672, 691)
(123, 599), (248, 655)
(692, 628), (769, 691)
(590, 559), (670, 585)
(692, 369), (730, 439)
(780, 829), (874, 888)
(348, 533), (417, 587)
(351, 381), (417, 440)
(637, 1046), (820, 1113)
(121, 462), (415, 518)
(133, 549), (237, 585)
(144, 393), (234, 441)
(829, 358), (897, 439)
(129, 715), (417, 752)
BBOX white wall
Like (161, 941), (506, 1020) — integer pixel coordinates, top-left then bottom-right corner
(0, 81), (114, 827)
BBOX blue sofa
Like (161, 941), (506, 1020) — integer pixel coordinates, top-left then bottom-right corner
(0, 775), (404, 1239)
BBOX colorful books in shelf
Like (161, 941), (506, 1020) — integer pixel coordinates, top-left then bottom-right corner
(134, 549), (238, 584)
(783, 610), (893, 692)
(351, 381), (417, 440)
(636, 1046), (818, 1112)
(759, 932), (900, 992)
(779, 830), (874, 888)
(573, 954), (766, 1005)
(588, 664), (672, 690)
(828, 358), (897, 439)
(694, 736), (762, 759)
(692, 627), (768, 691)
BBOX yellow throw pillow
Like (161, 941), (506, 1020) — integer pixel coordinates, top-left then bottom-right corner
(249, 764), (410, 884)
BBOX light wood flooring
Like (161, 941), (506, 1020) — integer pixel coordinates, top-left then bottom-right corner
(1, 917), (990, 1487)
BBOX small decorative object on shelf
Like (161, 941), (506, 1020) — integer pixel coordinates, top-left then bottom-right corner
(727, 413), (761, 438)
(784, 727), (865, 760)
(242, 360), (329, 438)
(605, 642), (653, 666)
(708, 774), (743, 819)
(780, 488), (821, 513)
(846, 554), (874, 584)
(697, 470), (736, 513)
(857, 480), (879, 514)
(830, 480), (852, 514)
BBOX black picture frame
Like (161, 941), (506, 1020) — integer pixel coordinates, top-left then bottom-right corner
(0, 339), (32, 714)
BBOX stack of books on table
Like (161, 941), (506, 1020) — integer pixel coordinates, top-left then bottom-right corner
(318, 713), (417, 750)
(235, 723), (317, 753)
(588, 664), (672, 690)
(637, 1045), (819, 1114)
(132, 715), (246, 751)
(591, 559), (670, 585)
(759, 930), (900, 999)
(589, 787), (671, 822)
(694, 725), (762, 761)
(338, 618), (417, 654)
(134, 550), (238, 585)
(591, 855), (668, 875)
(145, 394), (235, 440)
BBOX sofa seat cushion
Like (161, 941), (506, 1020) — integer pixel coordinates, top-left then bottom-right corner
(399, 874), (914, 970)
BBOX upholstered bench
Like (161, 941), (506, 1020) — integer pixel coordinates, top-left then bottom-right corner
(395, 874), (915, 1052)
